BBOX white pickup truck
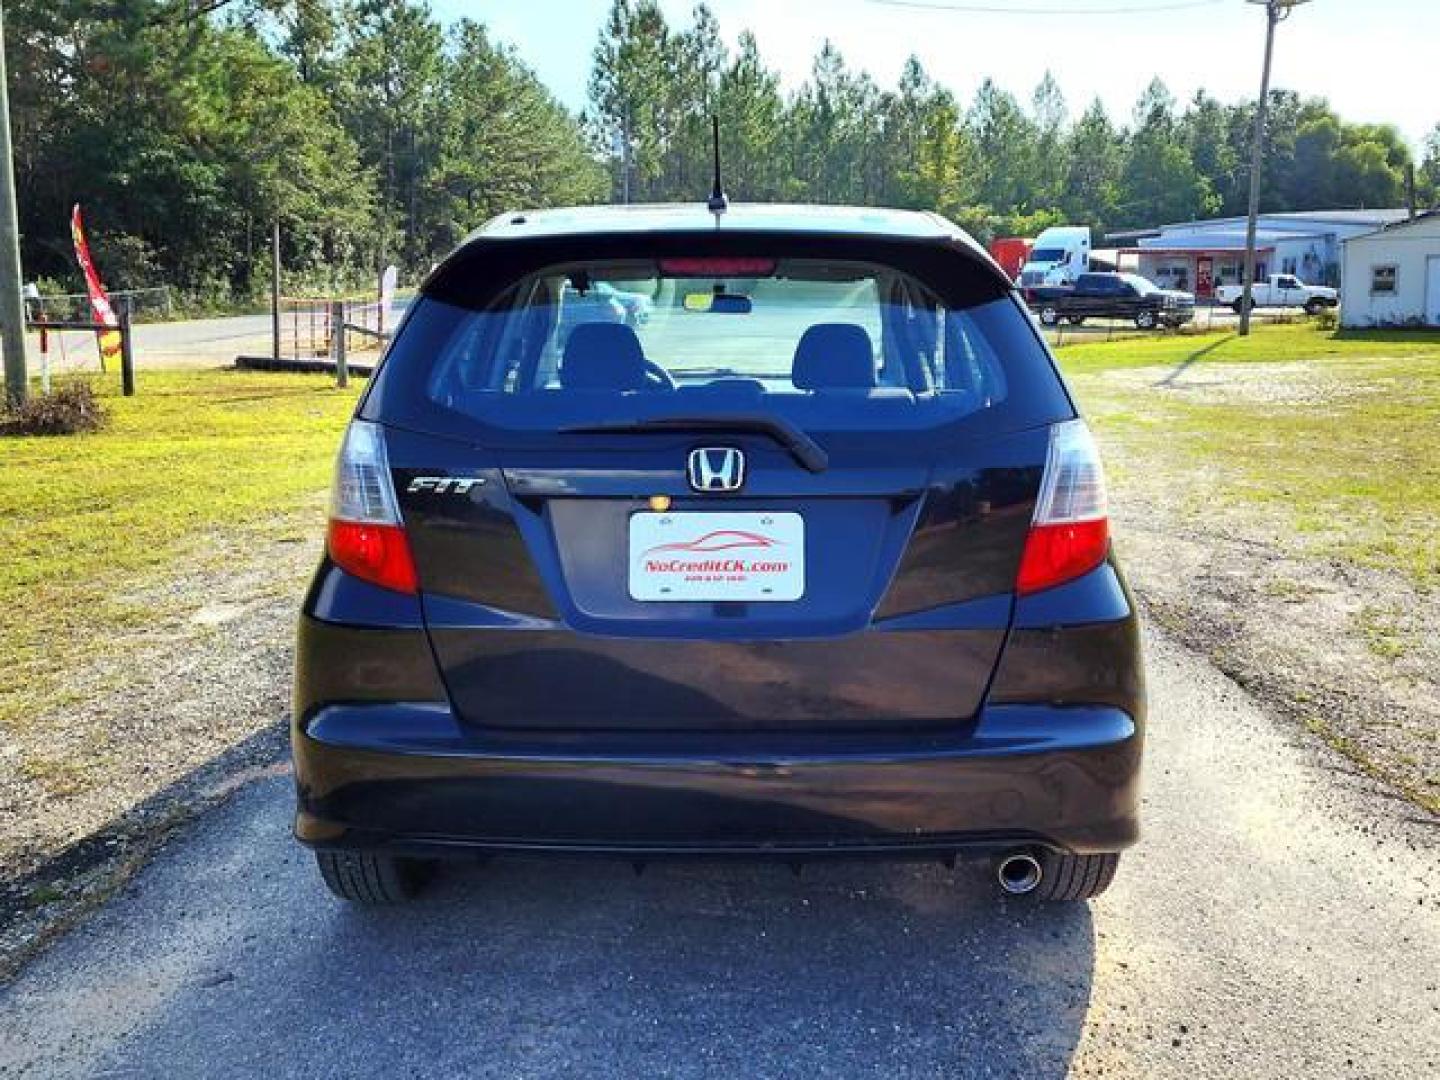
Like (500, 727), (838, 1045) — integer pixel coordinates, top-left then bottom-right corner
(1214, 274), (1338, 314)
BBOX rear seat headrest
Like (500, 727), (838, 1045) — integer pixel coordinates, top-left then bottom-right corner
(792, 323), (877, 390)
(561, 322), (649, 390)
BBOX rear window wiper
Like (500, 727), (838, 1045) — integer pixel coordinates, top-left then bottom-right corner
(561, 413), (829, 473)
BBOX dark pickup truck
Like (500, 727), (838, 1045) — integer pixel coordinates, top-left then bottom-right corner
(1025, 272), (1195, 330)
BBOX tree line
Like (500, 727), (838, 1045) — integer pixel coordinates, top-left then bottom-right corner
(8, 0), (605, 302)
(8, 0), (1439, 303)
(590, 1), (1439, 240)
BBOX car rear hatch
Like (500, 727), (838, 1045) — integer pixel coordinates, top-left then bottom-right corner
(360, 227), (1076, 734)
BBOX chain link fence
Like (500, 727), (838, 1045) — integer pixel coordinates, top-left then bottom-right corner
(24, 286), (173, 324)
(1037, 300), (1326, 348)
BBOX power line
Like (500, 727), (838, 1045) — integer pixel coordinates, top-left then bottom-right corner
(183, 1), (242, 20)
(160, 1), (242, 25)
(868, 0), (1222, 15)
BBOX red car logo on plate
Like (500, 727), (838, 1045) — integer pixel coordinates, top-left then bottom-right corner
(641, 530), (780, 557)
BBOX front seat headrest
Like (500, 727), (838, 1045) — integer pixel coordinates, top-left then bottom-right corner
(561, 322), (649, 390)
(792, 323), (877, 390)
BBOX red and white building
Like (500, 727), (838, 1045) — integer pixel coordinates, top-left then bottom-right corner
(1110, 209), (1414, 301)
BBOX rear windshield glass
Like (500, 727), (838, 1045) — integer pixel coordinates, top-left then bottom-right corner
(370, 252), (1069, 436)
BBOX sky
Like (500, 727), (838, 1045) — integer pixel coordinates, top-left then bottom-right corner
(435, 0), (1438, 152)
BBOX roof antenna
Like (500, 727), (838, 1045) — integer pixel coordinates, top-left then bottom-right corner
(706, 115), (728, 214)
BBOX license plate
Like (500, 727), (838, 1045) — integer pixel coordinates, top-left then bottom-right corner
(628, 511), (804, 602)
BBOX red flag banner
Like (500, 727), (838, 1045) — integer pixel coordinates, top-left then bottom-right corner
(70, 204), (123, 370)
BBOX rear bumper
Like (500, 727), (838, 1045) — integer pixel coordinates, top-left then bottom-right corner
(292, 702), (1141, 858)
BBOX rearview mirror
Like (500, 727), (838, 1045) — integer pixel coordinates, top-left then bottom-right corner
(683, 292), (752, 314)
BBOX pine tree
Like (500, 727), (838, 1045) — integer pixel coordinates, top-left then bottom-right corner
(969, 79), (1040, 215)
(1063, 99), (1125, 233)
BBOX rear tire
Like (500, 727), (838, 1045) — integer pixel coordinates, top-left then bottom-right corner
(1065, 316), (1086, 326)
(1304, 299), (1323, 316)
(314, 850), (427, 904)
(1134, 310), (1157, 330)
(1038, 306), (1060, 327)
(1033, 851), (1120, 902)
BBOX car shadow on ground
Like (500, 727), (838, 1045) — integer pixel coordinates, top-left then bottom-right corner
(254, 853), (1093, 1075)
(6, 778), (1097, 1078)
(0, 725), (289, 981)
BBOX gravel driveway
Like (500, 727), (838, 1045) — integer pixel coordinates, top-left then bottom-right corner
(0, 629), (1434, 1079)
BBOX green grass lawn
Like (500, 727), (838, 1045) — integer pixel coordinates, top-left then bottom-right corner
(1056, 322), (1440, 374)
(0, 370), (360, 730)
(2, 325), (1436, 732)
(1058, 324), (1440, 587)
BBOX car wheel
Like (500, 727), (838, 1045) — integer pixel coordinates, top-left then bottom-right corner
(1065, 316), (1086, 326)
(1033, 851), (1120, 902)
(1304, 300), (1323, 316)
(1134, 311), (1157, 330)
(315, 850), (428, 904)
(1231, 299), (1249, 315)
(1038, 306), (1060, 326)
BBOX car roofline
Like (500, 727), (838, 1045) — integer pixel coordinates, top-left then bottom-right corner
(466, 202), (967, 244)
(430, 203), (1002, 286)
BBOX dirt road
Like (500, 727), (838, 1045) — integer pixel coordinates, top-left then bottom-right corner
(0, 627), (1434, 1079)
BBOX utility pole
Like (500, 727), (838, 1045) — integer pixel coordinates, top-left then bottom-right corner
(0, 4), (29, 407)
(1239, 0), (1310, 336)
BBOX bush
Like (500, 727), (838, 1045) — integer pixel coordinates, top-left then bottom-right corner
(90, 233), (161, 291)
(1, 382), (108, 436)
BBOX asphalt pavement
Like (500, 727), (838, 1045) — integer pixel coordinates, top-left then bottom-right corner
(0, 627), (1434, 1078)
(23, 303), (410, 375)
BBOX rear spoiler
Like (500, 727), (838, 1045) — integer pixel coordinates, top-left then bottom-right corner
(421, 230), (1015, 311)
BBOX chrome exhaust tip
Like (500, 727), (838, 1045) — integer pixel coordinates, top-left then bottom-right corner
(996, 852), (1043, 895)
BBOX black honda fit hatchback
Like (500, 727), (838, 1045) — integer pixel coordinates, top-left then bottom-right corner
(292, 203), (1144, 904)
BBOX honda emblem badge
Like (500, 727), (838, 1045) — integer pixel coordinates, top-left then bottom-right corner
(687, 447), (745, 492)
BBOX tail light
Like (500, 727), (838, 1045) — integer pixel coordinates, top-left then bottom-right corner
(326, 420), (418, 594)
(1016, 419), (1110, 595)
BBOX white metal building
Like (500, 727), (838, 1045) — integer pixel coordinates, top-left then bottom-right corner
(1112, 209), (1413, 300)
(1340, 212), (1440, 328)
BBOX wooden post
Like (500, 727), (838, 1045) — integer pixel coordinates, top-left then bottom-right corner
(118, 298), (136, 397)
(38, 317), (50, 395)
(270, 220), (282, 361)
(331, 299), (348, 388)
(377, 267), (385, 340)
